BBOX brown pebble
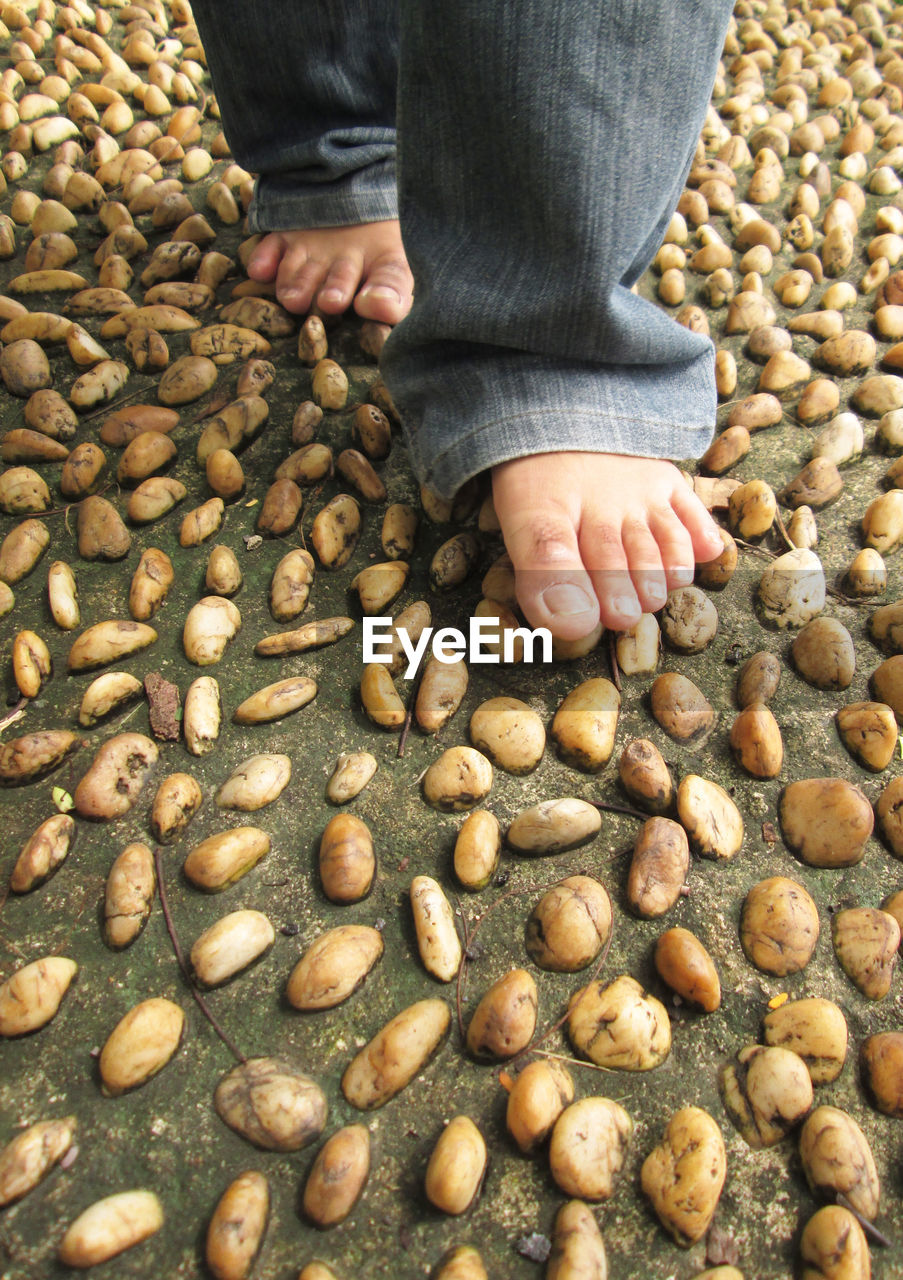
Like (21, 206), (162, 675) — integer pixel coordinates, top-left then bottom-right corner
(741, 877), (819, 976)
(143, 672), (180, 741)
(779, 777), (874, 868)
(832, 908), (900, 1000)
(860, 1032), (903, 1115)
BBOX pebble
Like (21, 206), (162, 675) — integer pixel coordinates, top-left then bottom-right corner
(727, 392), (782, 431)
(835, 701), (898, 771)
(641, 1108), (725, 1246)
(779, 777), (873, 867)
(342, 999), (450, 1108)
(58, 1190), (163, 1269)
(757, 548), (825, 628)
(728, 478), (776, 539)
(453, 809), (500, 890)
(780, 457), (843, 510)
(550, 678), (620, 771)
(720, 1044), (813, 1148)
(546, 1201), (606, 1280)
(425, 1116), (486, 1215)
(832, 908), (900, 1000)
(737, 651), (780, 707)
(190, 910), (275, 987)
(741, 877), (819, 976)
(729, 701), (783, 777)
(763, 998), (847, 1085)
(215, 1057), (327, 1150)
(650, 672), (714, 740)
(286, 925), (383, 1012)
(206, 1171), (269, 1280)
(660, 586), (718, 652)
(469, 696), (545, 774)
(863, 489), (903, 552)
(627, 817), (689, 917)
(676, 775), (743, 860)
(506, 797), (601, 855)
(799, 1106), (880, 1220)
(99, 997), (183, 1095)
(549, 1097), (632, 1201)
(568, 974), (670, 1071)
(422, 746), (493, 812)
(525, 875), (611, 971)
(860, 1032), (903, 1116)
(654, 928), (720, 1012)
(466, 969), (537, 1061)
(506, 1060), (574, 1154)
(303, 1125), (370, 1227)
(215, 754), (291, 812)
(799, 1206), (869, 1280)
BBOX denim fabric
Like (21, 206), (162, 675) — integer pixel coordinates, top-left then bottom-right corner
(190, 0), (399, 227)
(190, 0), (734, 497)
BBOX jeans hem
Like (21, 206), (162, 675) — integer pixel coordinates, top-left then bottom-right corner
(248, 174), (399, 232)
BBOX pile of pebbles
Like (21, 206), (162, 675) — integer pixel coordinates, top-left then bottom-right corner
(3, 1), (903, 1277)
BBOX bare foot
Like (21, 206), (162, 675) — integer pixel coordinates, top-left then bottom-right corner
(491, 452), (725, 640)
(246, 220), (413, 323)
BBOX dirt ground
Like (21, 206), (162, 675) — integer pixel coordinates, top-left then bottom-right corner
(1, 3), (903, 1279)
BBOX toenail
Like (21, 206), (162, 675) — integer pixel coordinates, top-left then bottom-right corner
(540, 584), (596, 617)
(613, 594), (639, 618)
(671, 566), (694, 586)
(359, 285), (400, 302)
(319, 287), (345, 303)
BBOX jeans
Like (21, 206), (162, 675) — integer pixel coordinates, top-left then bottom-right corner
(191, 1), (734, 499)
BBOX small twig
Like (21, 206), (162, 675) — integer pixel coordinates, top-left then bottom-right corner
(454, 894), (471, 1041)
(0, 697), (27, 735)
(835, 1193), (892, 1248)
(397, 662), (426, 758)
(513, 913), (615, 1065)
(527, 1048), (618, 1075)
(773, 504), (795, 552)
(153, 847), (247, 1064)
(78, 385), (154, 424)
(608, 630), (622, 693)
(588, 799), (651, 822)
(734, 537), (778, 560)
(39, 482), (115, 519)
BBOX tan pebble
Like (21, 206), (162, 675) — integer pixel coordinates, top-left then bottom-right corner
(729, 701), (783, 777)
(660, 586), (718, 652)
(728, 478), (776, 539)
(799, 1106), (879, 1220)
(506, 797), (600, 855)
(617, 738), (673, 814)
(757, 548), (825, 628)
(650, 672), (714, 740)
(549, 1097), (632, 1201)
(342, 999), (450, 1109)
(104, 842), (155, 950)
(286, 925), (384, 1011)
(319, 814), (374, 903)
(741, 877), (819, 976)
(727, 391), (782, 431)
(215, 1057), (327, 1151)
(615, 612), (660, 673)
(779, 777), (873, 867)
(360, 662), (406, 730)
(183, 596), (241, 665)
(799, 1205), (869, 1280)
(780, 457), (843, 510)
(58, 1190), (163, 1268)
(0, 1116), (77, 1209)
(326, 751), (377, 804)
(546, 1201), (607, 1280)
(506, 1060), (574, 1153)
(627, 818), (689, 918)
(191, 910), (275, 987)
(568, 974), (670, 1071)
(10, 814), (75, 894)
(791, 617), (854, 689)
(676, 774), (743, 860)
(720, 1044), (813, 1148)
(414, 655), (468, 733)
(303, 1125), (370, 1227)
(836, 701), (898, 771)
(763, 998), (847, 1085)
(423, 746), (493, 812)
(640, 1108), (725, 1246)
(453, 809), (500, 890)
(99, 997), (183, 1095)
(206, 1171), (269, 1280)
(832, 908), (899, 1000)
(526, 875), (611, 971)
(183, 827), (270, 892)
(737, 651), (780, 707)
(860, 1032), (903, 1116)
(425, 1116), (486, 1215)
(410, 875), (461, 982)
(466, 968), (536, 1061)
(469, 696), (544, 774)
(654, 927), (720, 1011)
(701, 425), (749, 474)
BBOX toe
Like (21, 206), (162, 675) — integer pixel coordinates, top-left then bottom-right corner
(498, 506), (600, 640)
(575, 518), (641, 632)
(355, 253), (414, 325)
(246, 232), (284, 282)
(317, 255), (364, 314)
(650, 508), (696, 592)
(671, 484), (725, 563)
(275, 248), (325, 315)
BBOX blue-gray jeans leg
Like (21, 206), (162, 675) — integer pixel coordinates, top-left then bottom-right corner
(382, 0), (735, 497)
(189, 0), (399, 228)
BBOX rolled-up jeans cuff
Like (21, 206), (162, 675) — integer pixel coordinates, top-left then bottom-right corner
(398, 347), (717, 500)
(248, 162), (399, 232)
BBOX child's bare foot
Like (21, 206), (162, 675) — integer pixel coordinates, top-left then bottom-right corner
(246, 220), (413, 323)
(491, 452), (725, 640)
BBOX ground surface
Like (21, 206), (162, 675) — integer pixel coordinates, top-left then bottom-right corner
(1, 3), (903, 1279)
